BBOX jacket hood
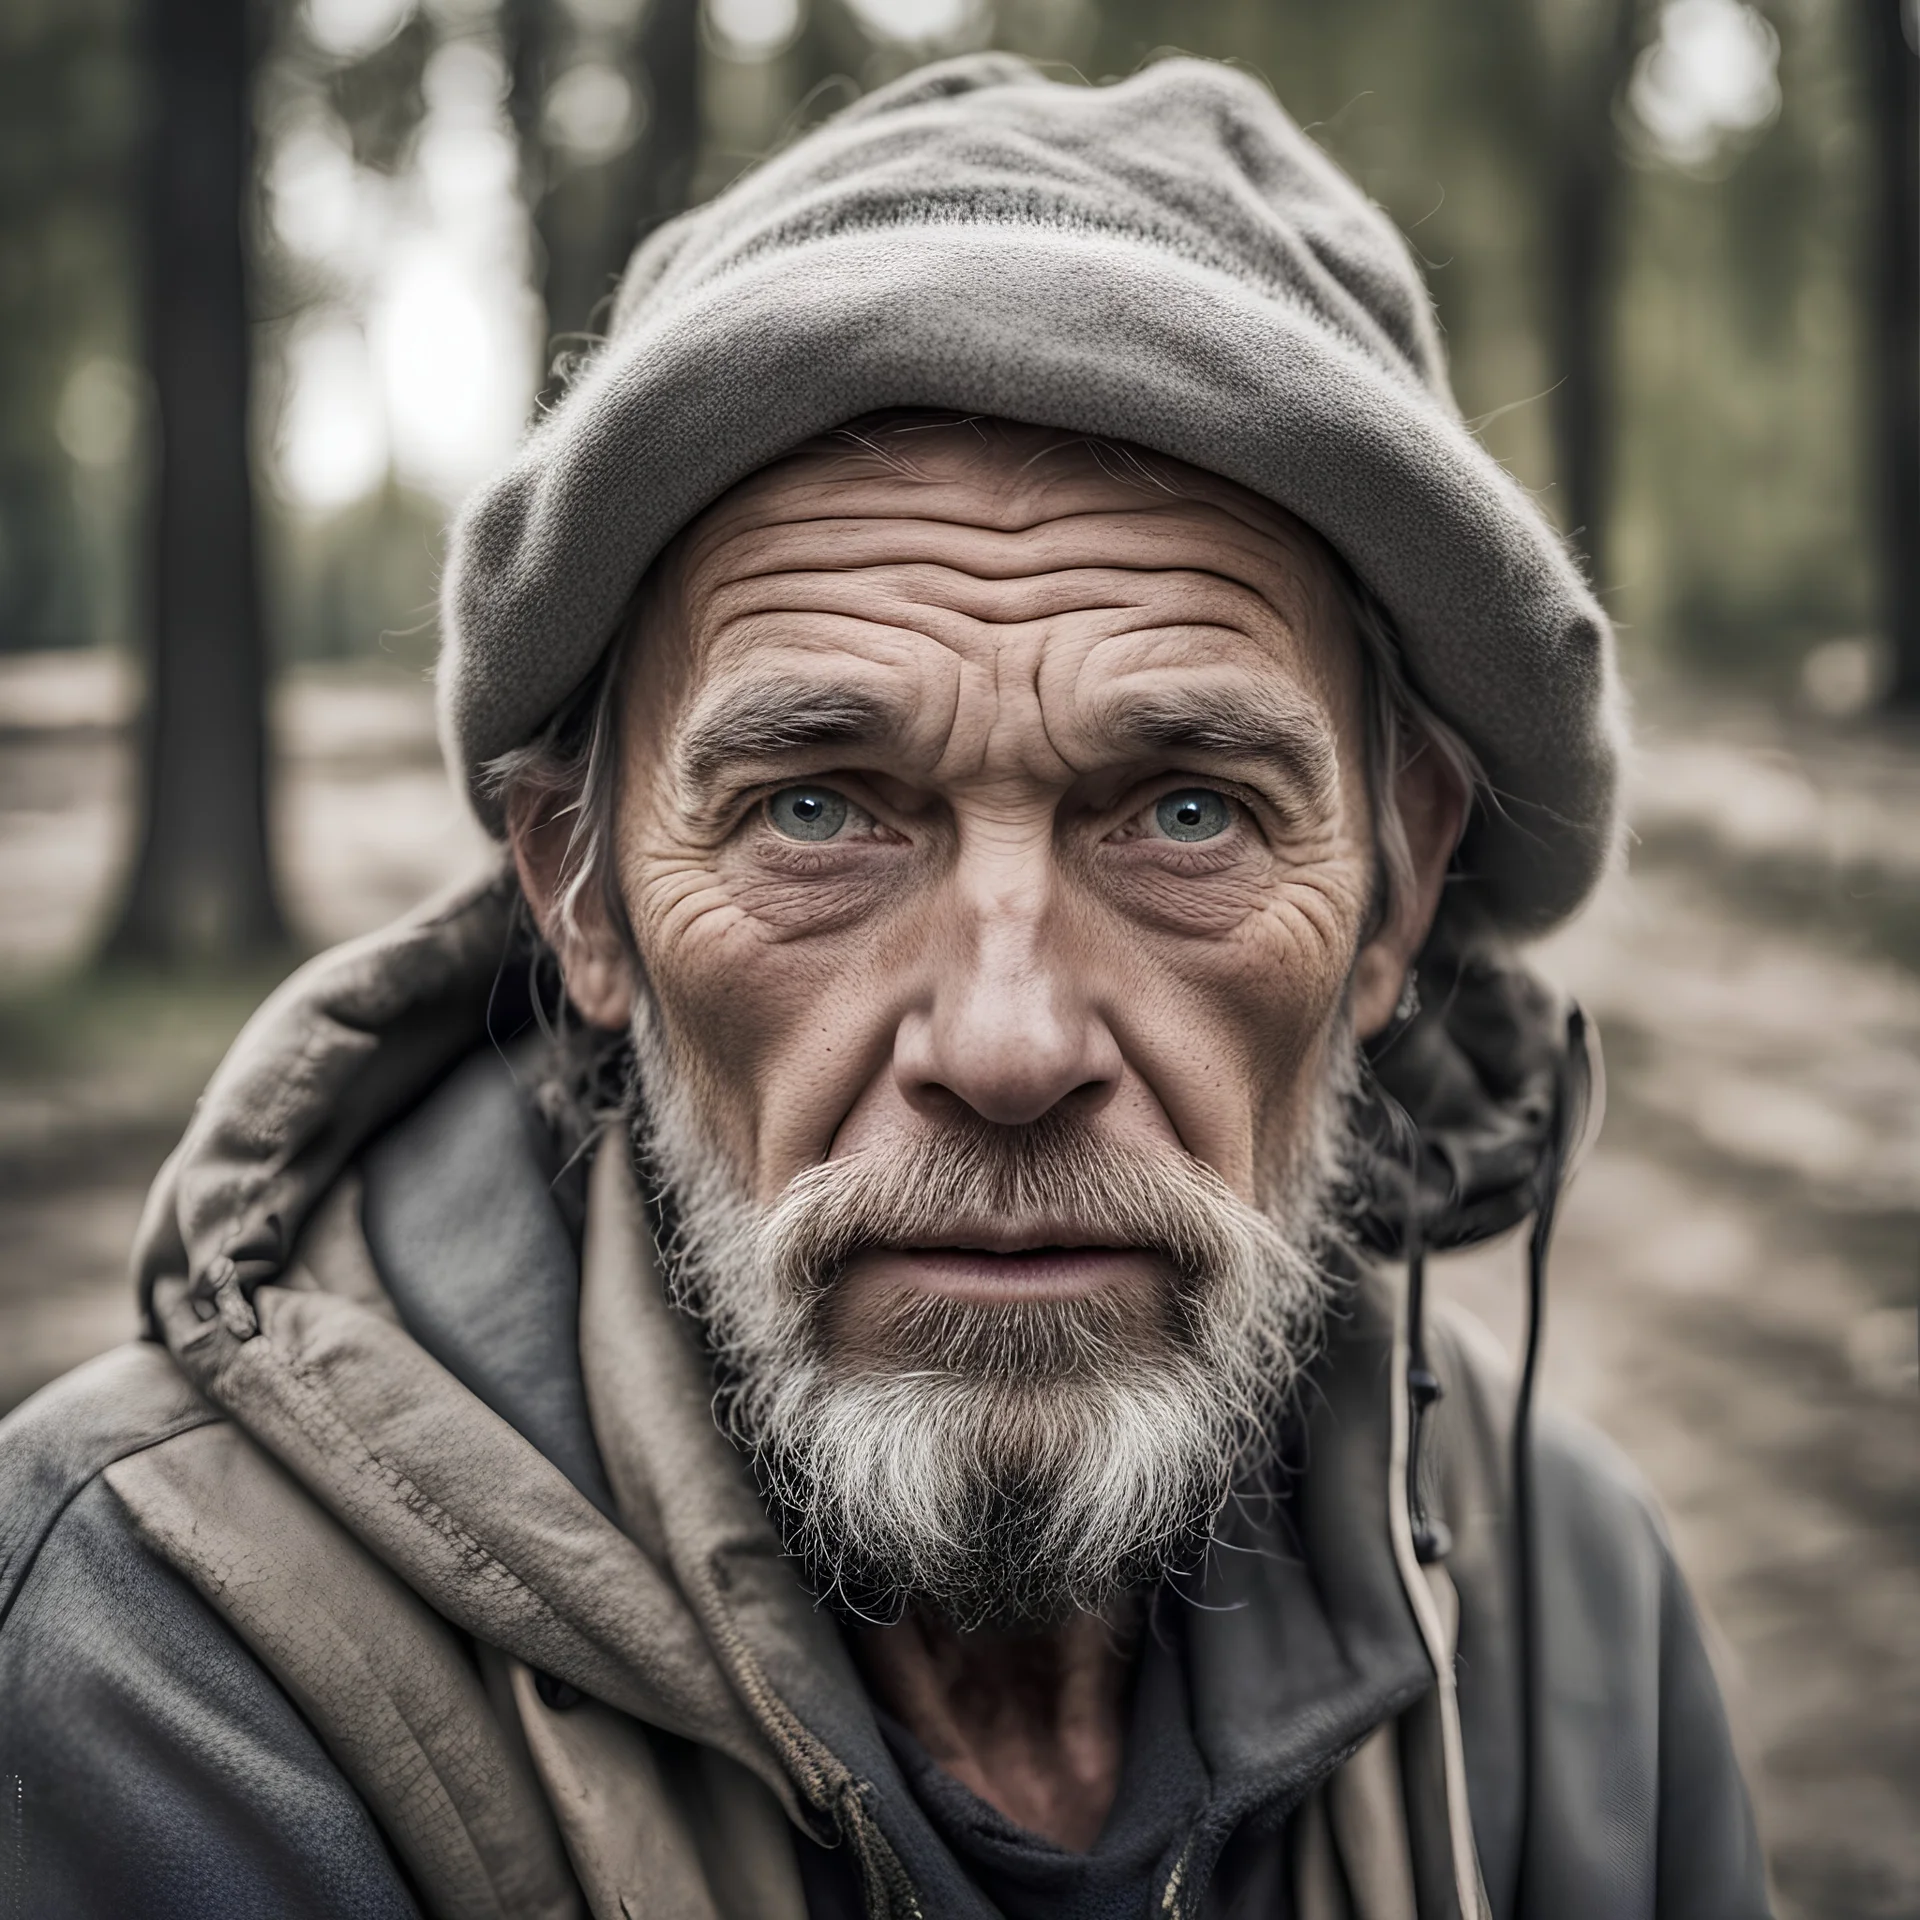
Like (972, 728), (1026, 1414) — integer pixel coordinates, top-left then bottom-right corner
(439, 51), (1625, 937)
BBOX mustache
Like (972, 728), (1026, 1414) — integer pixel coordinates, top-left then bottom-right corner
(627, 1021), (1350, 1628)
(757, 1108), (1272, 1300)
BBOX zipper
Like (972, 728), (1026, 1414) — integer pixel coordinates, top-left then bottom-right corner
(700, 1549), (922, 1920)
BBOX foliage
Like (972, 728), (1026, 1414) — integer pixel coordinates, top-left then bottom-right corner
(0, 0), (1882, 688)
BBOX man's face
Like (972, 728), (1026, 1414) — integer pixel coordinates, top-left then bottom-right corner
(618, 428), (1384, 1203)
(527, 423), (1455, 1621)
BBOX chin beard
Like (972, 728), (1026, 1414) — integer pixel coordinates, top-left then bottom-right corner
(626, 1005), (1357, 1631)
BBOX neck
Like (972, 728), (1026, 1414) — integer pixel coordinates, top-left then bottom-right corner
(853, 1601), (1143, 1851)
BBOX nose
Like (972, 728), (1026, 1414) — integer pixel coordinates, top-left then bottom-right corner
(892, 861), (1123, 1128)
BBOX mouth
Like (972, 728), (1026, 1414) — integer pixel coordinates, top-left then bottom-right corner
(840, 1241), (1160, 1306)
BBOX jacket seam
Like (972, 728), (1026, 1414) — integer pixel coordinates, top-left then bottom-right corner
(265, 1337), (582, 1639)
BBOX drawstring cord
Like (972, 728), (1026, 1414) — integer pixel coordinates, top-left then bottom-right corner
(1510, 1002), (1589, 1900)
(1405, 1225), (1452, 1564)
(1400, 1000), (1592, 1903)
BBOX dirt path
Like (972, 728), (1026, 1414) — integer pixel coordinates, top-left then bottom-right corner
(2, 653), (1914, 1915)
(1438, 848), (1919, 1916)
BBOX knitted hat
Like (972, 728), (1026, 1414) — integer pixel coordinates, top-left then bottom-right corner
(440, 52), (1623, 934)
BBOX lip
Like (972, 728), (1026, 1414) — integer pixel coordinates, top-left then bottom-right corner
(881, 1218), (1131, 1256)
(841, 1244), (1157, 1305)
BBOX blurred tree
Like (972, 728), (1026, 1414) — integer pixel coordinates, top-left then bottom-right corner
(502, 0), (562, 344)
(0, 0), (140, 657)
(1537, 0), (1644, 587)
(506, 0), (702, 382)
(636, 0), (705, 224)
(1866, 0), (1920, 705)
(108, 0), (285, 960)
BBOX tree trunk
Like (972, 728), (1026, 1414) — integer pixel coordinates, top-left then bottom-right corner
(109, 0), (284, 962)
(633, 0), (702, 238)
(1867, 0), (1920, 705)
(502, 0), (559, 364)
(506, 0), (702, 362)
(1541, 0), (1643, 591)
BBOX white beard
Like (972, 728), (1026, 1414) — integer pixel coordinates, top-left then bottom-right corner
(626, 1001), (1356, 1629)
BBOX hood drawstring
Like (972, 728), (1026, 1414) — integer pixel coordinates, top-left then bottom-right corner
(1508, 1002), (1591, 1895)
(1404, 1225), (1452, 1566)
(1398, 999), (1592, 1903)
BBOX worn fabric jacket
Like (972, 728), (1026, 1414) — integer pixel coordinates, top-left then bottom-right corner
(0, 873), (1768, 1918)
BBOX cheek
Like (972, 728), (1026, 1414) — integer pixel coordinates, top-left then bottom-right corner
(624, 850), (914, 1195)
(1101, 861), (1369, 1191)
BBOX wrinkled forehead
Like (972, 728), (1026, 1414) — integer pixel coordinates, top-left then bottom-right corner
(611, 417), (1373, 815)
(646, 415), (1359, 661)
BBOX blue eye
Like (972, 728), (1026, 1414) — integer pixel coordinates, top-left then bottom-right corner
(768, 787), (850, 841)
(1154, 789), (1232, 842)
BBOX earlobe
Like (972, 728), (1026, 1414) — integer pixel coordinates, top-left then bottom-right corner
(1349, 943), (1410, 1042)
(555, 944), (637, 1030)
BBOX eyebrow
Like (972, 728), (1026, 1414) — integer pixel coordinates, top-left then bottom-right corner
(1097, 684), (1340, 792)
(672, 677), (908, 791)
(670, 672), (1340, 800)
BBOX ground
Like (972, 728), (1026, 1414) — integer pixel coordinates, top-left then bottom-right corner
(1, 649), (1914, 1917)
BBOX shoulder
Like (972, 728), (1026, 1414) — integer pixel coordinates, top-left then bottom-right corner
(1423, 1300), (1673, 1577)
(1423, 1302), (1736, 1662)
(0, 1346), (420, 1920)
(0, 1340), (215, 1621)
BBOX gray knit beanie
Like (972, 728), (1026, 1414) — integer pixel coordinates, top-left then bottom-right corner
(441, 51), (1623, 934)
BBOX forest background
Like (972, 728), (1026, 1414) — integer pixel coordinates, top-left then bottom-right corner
(5, 0), (1909, 730)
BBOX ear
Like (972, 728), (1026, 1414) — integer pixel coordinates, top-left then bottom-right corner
(1349, 745), (1469, 1041)
(506, 789), (637, 1032)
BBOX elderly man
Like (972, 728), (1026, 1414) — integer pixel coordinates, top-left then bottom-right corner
(0, 53), (1765, 1920)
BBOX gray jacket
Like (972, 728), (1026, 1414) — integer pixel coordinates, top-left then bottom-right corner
(0, 873), (1768, 1918)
